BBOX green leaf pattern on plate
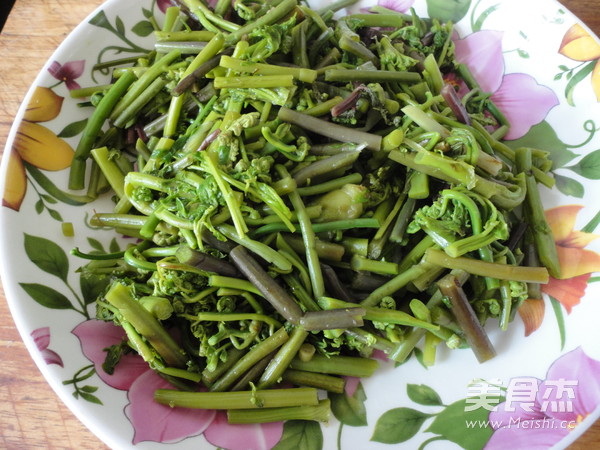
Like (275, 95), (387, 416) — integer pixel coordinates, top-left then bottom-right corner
(58, 118), (89, 138)
(19, 282), (73, 310)
(426, 397), (497, 449)
(272, 420), (323, 450)
(330, 381), (368, 427)
(406, 383), (444, 406)
(426, 0), (472, 23)
(371, 407), (433, 444)
(23, 233), (69, 281)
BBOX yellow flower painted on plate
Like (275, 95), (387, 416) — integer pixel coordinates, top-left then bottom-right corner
(559, 23), (600, 101)
(540, 205), (600, 314)
(559, 23), (600, 61)
(2, 151), (28, 210)
(14, 121), (74, 171)
(518, 298), (545, 337)
(23, 86), (64, 122)
(520, 205), (600, 332)
(592, 60), (600, 102)
(3, 87), (74, 211)
(545, 205), (600, 279)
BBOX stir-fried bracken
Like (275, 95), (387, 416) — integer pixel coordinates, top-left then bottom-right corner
(70, 0), (559, 424)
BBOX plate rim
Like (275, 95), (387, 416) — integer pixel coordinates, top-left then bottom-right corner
(1, 0), (600, 448)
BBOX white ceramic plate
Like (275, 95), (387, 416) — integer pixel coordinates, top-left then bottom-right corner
(2, 0), (600, 448)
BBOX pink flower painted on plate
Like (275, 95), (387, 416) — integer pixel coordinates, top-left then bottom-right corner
(204, 411), (283, 450)
(344, 376), (361, 397)
(47, 60), (85, 90)
(73, 320), (147, 390)
(157, 0), (173, 14)
(376, 0), (415, 13)
(31, 326), (63, 367)
(453, 30), (559, 140)
(73, 320), (284, 447)
(484, 347), (600, 449)
(125, 369), (216, 445)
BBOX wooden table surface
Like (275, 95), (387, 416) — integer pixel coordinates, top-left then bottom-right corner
(0, 0), (599, 448)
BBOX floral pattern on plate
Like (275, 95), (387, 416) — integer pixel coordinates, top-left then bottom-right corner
(2, 0), (600, 449)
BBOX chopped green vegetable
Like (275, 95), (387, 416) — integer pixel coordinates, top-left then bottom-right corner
(69, 0), (560, 423)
